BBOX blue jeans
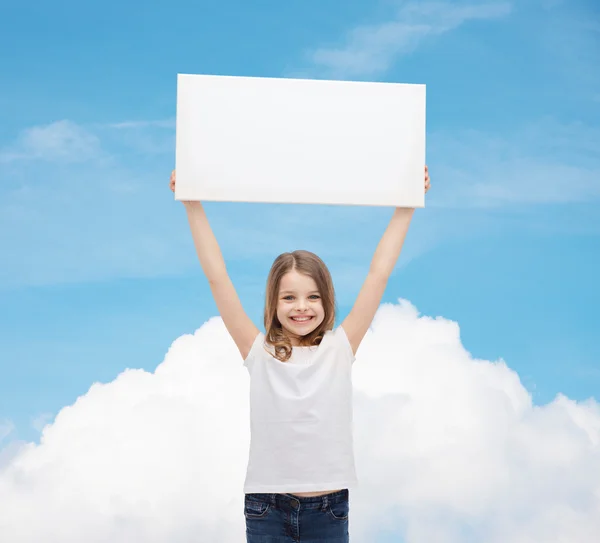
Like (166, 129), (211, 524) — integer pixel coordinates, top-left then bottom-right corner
(245, 489), (350, 542)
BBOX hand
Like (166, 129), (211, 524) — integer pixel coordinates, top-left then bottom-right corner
(169, 170), (197, 206)
(169, 169), (177, 193)
(394, 165), (430, 213)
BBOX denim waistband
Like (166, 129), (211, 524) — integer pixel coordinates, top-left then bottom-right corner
(246, 489), (348, 511)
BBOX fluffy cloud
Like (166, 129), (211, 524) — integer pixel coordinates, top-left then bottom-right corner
(0, 120), (102, 163)
(428, 120), (600, 208)
(305, 1), (511, 78)
(0, 118), (175, 164)
(0, 419), (14, 443)
(0, 301), (598, 542)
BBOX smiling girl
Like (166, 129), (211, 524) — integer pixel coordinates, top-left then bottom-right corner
(170, 166), (431, 542)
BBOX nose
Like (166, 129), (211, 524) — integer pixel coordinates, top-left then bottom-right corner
(296, 299), (308, 311)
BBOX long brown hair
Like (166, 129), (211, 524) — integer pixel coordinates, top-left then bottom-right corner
(264, 250), (336, 362)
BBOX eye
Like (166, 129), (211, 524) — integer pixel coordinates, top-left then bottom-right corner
(283, 295), (294, 300)
(309, 295), (320, 299)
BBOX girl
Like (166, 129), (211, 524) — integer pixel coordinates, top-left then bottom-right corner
(169, 167), (430, 542)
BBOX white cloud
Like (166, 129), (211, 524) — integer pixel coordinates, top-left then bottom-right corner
(0, 440), (25, 471)
(0, 118), (175, 165)
(0, 117), (187, 288)
(31, 412), (54, 433)
(1, 301), (598, 542)
(100, 119), (175, 155)
(0, 419), (14, 443)
(305, 1), (511, 78)
(0, 120), (102, 163)
(106, 119), (175, 130)
(428, 119), (600, 208)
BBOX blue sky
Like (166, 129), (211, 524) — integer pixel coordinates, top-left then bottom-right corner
(1, 0), (599, 450)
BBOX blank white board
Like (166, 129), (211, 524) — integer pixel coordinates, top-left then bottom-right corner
(175, 74), (426, 207)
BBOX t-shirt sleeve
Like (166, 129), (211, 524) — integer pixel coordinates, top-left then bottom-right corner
(243, 331), (266, 373)
(335, 325), (357, 364)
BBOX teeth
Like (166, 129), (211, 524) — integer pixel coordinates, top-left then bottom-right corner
(292, 317), (311, 321)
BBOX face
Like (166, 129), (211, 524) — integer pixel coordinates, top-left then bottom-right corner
(276, 270), (325, 345)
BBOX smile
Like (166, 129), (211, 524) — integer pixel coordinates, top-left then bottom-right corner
(290, 316), (313, 323)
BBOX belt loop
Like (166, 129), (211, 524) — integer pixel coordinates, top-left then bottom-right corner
(321, 495), (329, 512)
(271, 494), (276, 507)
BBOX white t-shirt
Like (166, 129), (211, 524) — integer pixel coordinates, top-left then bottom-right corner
(242, 325), (358, 494)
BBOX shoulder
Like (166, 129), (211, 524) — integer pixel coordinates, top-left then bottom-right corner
(323, 326), (355, 362)
(243, 331), (269, 369)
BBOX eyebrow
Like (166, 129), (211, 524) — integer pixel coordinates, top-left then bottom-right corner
(279, 290), (320, 294)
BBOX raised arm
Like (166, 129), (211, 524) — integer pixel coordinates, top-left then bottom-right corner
(170, 171), (259, 359)
(341, 166), (431, 355)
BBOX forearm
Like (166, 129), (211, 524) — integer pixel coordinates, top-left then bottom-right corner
(369, 207), (415, 278)
(184, 202), (228, 283)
